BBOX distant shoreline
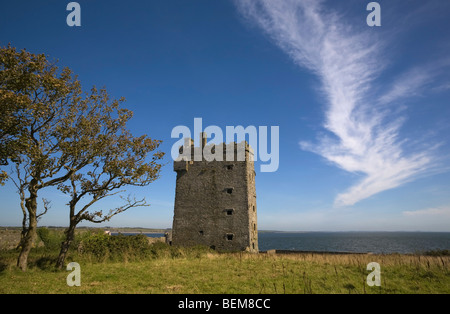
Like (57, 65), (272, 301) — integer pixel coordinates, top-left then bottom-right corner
(1, 227), (449, 254)
(0, 226), (169, 234)
(107, 228), (169, 234)
(1, 226), (450, 233)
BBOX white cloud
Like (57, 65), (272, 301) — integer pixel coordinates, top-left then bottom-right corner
(403, 206), (450, 217)
(236, 0), (443, 206)
(379, 59), (450, 105)
(432, 82), (450, 92)
(378, 68), (433, 105)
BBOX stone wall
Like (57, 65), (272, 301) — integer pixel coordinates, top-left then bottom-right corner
(172, 138), (258, 252)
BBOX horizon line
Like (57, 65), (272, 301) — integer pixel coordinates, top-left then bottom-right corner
(1, 226), (449, 233)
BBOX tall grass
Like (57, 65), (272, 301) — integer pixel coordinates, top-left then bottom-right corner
(1, 236), (449, 294)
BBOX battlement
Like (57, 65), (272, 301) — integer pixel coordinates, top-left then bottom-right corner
(174, 133), (254, 172)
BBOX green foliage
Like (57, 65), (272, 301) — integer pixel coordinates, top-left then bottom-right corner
(36, 227), (64, 250)
(0, 171), (7, 186)
(0, 44), (82, 171)
(77, 234), (214, 262)
(80, 234), (151, 262)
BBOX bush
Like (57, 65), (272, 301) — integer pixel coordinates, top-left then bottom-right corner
(36, 227), (64, 250)
(79, 233), (151, 262)
(76, 233), (215, 262)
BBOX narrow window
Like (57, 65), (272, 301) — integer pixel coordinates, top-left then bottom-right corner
(199, 230), (204, 236)
(226, 234), (234, 241)
(253, 223), (256, 231)
(252, 243), (255, 250)
(253, 205), (255, 212)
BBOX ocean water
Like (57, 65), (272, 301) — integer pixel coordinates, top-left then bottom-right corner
(257, 232), (450, 254)
(114, 231), (450, 254)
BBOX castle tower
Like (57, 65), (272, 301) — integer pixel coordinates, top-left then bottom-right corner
(171, 134), (258, 252)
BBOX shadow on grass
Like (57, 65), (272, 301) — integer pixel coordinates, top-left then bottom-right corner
(0, 261), (8, 273)
(30, 256), (59, 271)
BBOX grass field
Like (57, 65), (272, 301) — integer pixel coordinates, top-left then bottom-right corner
(1, 244), (449, 294)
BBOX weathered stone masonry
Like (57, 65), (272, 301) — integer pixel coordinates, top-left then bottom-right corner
(171, 134), (258, 252)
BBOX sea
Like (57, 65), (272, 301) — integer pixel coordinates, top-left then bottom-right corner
(258, 231), (450, 254)
(115, 231), (450, 254)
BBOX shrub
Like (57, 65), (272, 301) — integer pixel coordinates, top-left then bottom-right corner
(36, 227), (64, 250)
(76, 233), (215, 262)
(79, 233), (151, 262)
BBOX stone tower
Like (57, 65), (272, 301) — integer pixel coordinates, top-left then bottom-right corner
(171, 134), (258, 252)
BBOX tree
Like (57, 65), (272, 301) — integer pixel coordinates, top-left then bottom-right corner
(1, 45), (84, 270)
(54, 98), (164, 268)
(0, 45), (164, 271)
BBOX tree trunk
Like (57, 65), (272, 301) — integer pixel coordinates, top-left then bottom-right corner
(17, 203), (37, 271)
(16, 212), (28, 250)
(16, 183), (28, 250)
(55, 220), (77, 269)
(17, 180), (38, 271)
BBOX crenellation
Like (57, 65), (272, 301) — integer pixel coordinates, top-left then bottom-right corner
(176, 140), (254, 162)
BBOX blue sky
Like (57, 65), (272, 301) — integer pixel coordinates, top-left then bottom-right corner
(1, 0), (449, 231)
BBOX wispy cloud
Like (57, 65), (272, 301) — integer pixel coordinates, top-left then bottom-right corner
(403, 206), (450, 217)
(236, 0), (445, 206)
(379, 59), (450, 105)
(378, 68), (433, 106)
(432, 82), (450, 92)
